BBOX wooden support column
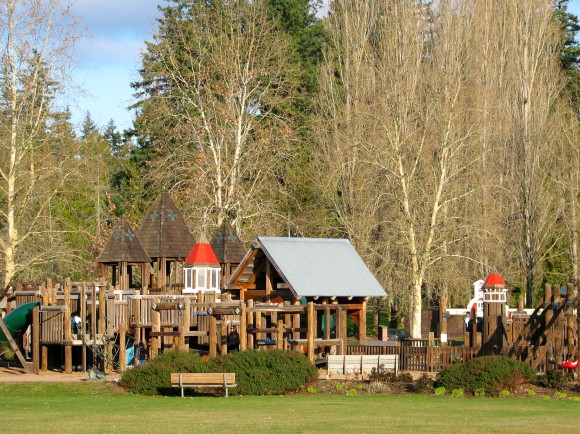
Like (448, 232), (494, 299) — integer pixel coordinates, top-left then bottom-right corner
(80, 283), (87, 372)
(220, 318), (228, 355)
(32, 305), (39, 374)
(277, 320), (284, 350)
(209, 313), (217, 358)
(240, 302), (247, 352)
(265, 262), (273, 301)
(307, 302), (315, 362)
(246, 299), (254, 349)
(119, 323), (126, 371)
(98, 284), (106, 335)
(340, 308), (347, 355)
(359, 300), (367, 344)
(566, 283), (575, 360)
(292, 300), (300, 341)
(64, 278), (72, 374)
(324, 305), (331, 340)
(181, 298), (191, 351)
(151, 306), (161, 359)
(41, 282), (49, 371)
(132, 290), (141, 366)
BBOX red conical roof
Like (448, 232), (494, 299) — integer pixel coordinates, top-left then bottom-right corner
(483, 273), (505, 288)
(185, 243), (219, 266)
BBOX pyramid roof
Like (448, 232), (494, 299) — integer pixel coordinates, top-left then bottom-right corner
(137, 192), (194, 259)
(97, 217), (151, 263)
(210, 221), (246, 264)
(185, 243), (220, 266)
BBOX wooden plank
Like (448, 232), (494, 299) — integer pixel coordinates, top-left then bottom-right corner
(170, 372), (236, 385)
(0, 317), (33, 374)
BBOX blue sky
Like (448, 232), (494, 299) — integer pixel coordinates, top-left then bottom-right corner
(67, 0), (580, 134)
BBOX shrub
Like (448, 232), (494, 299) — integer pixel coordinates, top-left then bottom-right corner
(335, 384), (344, 391)
(412, 374), (433, 394)
(367, 366), (397, 384)
(527, 389), (536, 397)
(434, 386), (446, 395)
(435, 356), (535, 395)
(120, 350), (207, 395)
(207, 349), (318, 396)
(499, 389), (510, 397)
(474, 387), (486, 397)
(553, 391), (567, 398)
(568, 396), (580, 401)
(307, 387), (317, 394)
(397, 372), (414, 383)
(451, 388), (464, 397)
(535, 370), (567, 390)
(367, 380), (389, 394)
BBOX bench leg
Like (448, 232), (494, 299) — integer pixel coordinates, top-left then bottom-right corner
(181, 387), (184, 398)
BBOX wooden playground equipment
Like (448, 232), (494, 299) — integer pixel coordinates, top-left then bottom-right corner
(3, 278), (369, 374)
(1, 192), (577, 376)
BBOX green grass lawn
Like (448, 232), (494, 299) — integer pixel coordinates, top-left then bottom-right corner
(0, 383), (578, 433)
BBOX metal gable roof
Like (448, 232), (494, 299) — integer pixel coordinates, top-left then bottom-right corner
(257, 237), (387, 298)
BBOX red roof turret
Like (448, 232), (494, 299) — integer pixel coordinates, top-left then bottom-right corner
(483, 273), (506, 289)
(185, 243), (219, 266)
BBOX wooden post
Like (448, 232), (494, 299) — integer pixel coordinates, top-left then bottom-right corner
(32, 306), (40, 374)
(98, 284), (106, 335)
(80, 283), (87, 372)
(464, 332), (470, 348)
(265, 262), (273, 301)
(64, 278), (72, 374)
(277, 319), (284, 350)
(246, 299), (254, 349)
(359, 300), (367, 344)
(566, 283), (575, 361)
(182, 298), (191, 351)
(209, 313), (217, 358)
(307, 302), (315, 362)
(41, 281), (49, 371)
(240, 302), (247, 352)
(132, 290), (141, 366)
(119, 323), (126, 371)
(151, 305), (161, 359)
(324, 305), (331, 340)
(220, 318), (228, 355)
(340, 308), (347, 355)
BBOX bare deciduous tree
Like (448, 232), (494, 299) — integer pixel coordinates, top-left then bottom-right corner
(0, 0), (82, 287)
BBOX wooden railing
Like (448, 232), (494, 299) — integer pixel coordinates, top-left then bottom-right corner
(346, 344), (480, 372)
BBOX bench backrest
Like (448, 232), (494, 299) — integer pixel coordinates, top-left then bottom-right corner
(171, 373), (236, 386)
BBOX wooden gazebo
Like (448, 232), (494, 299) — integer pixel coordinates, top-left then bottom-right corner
(225, 237), (387, 342)
(137, 192), (195, 293)
(97, 217), (151, 291)
(210, 221), (246, 288)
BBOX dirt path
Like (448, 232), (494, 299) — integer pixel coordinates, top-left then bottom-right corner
(0, 366), (112, 383)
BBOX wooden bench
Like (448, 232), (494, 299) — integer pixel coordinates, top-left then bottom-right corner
(326, 354), (398, 379)
(171, 373), (237, 397)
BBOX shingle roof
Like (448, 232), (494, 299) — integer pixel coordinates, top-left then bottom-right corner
(211, 221), (246, 264)
(137, 192), (194, 259)
(97, 217), (151, 263)
(257, 237), (386, 298)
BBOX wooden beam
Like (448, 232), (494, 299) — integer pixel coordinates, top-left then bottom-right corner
(0, 317), (32, 374)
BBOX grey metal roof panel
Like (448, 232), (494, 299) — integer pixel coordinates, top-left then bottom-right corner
(257, 237), (386, 298)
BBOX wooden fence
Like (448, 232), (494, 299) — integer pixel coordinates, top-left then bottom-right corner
(346, 344), (480, 372)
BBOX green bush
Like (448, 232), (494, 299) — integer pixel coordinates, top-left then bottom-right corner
(535, 370), (567, 390)
(120, 350), (207, 395)
(435, 356), (536, 395)
(207, 349), (318, 396)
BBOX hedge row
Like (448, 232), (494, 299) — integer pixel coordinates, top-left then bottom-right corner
(120, 349), (317, 396)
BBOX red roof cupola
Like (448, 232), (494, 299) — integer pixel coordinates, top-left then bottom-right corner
(185, 243), (219, 266)
(183, 243), (220, 294)
(483, 273), (505, 289)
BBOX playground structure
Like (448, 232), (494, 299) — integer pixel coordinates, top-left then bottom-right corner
(1, 192), (577, 376)
(1, 279), (371, 373)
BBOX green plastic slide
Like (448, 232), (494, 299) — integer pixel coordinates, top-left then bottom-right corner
(0, 302), (40, 342)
